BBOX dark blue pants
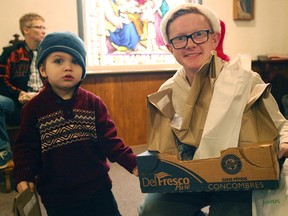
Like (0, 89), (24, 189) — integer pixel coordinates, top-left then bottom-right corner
(0, 95), (21, 151)
(139, 191), (252, 216)
(45, 187), (121, 216)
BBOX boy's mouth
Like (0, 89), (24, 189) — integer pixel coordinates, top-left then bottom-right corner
(63, 74), (73, 80)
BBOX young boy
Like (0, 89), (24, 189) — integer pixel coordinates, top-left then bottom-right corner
(13, 31), (138, 216)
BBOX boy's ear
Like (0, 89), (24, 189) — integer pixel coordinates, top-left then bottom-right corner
(39, 64), (47, 77)
(23, 27), (30, 36)
(166, 44), (174, 54)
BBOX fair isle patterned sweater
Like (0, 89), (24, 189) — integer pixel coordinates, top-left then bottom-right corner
(13, 83), (137, 207)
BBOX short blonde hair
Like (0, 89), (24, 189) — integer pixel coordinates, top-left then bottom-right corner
(19, 13), (45, 35)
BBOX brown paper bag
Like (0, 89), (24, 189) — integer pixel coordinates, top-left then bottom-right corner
(146, 54), (221, 154)
(147, 53), (279, 159)
(13, 188), (42, 216)
(147, 88), (178, 154)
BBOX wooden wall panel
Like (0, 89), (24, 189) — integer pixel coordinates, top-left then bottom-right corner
(121, 75), (148, 145)
(80, 72), (174, 146)
(80, 74), (124, 135)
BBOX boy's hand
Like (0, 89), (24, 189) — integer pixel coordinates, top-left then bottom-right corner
(17, 181), (35, 193)
(132, 166), (138, 177)
(278, 143), (288, 159)
(18, 91), (37, 104)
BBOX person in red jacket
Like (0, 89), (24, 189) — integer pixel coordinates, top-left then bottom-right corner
(13, 31), (138, 216)
(0, 13), (46, 168)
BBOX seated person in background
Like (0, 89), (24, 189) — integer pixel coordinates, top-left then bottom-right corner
(13, 31), (138, 216)
(0, 13), (46, 168)
(139, 3), (288, 216)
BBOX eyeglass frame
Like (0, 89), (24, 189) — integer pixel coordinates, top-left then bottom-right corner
(169, 29), (213, 50)
(26, 26), (46, 30)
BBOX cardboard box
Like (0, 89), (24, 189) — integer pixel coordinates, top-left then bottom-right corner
(137, 141), (280, 193)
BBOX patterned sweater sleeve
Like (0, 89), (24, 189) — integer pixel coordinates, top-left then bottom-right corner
(94, 96), (137, 173)
(12, 100), (42, 186)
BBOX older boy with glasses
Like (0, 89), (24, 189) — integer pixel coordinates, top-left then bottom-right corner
(139, 3), (288, 216)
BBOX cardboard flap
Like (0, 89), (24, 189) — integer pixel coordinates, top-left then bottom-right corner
(239, 142), (277, 167)
(137, 151), (159, 174)
(219, 142), (277, 168)
(147, 88), (175, 120)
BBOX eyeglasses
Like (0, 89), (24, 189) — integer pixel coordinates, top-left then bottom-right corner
(169, 30), (213, 49)
(27, 26), (46, 30)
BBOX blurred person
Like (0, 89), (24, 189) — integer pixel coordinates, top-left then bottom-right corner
(0, 13), (46, 169)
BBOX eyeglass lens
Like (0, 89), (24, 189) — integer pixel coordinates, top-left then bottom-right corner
(27, 26), (46, 30)
(170, 30), (210, 49)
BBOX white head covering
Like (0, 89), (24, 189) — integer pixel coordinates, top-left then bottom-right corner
(160, 3), (221, 44)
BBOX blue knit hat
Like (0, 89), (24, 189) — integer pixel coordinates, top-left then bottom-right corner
(36, 31), (86, 79)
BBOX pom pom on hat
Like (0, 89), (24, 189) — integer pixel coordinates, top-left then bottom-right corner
(216, 20), (230, 61)
(36, 31), (87, 79)
(160, 3), (221, 44)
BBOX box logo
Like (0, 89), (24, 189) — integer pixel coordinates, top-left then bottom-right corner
(141, 172), (190, 191)
(221, 154), (242, 174)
